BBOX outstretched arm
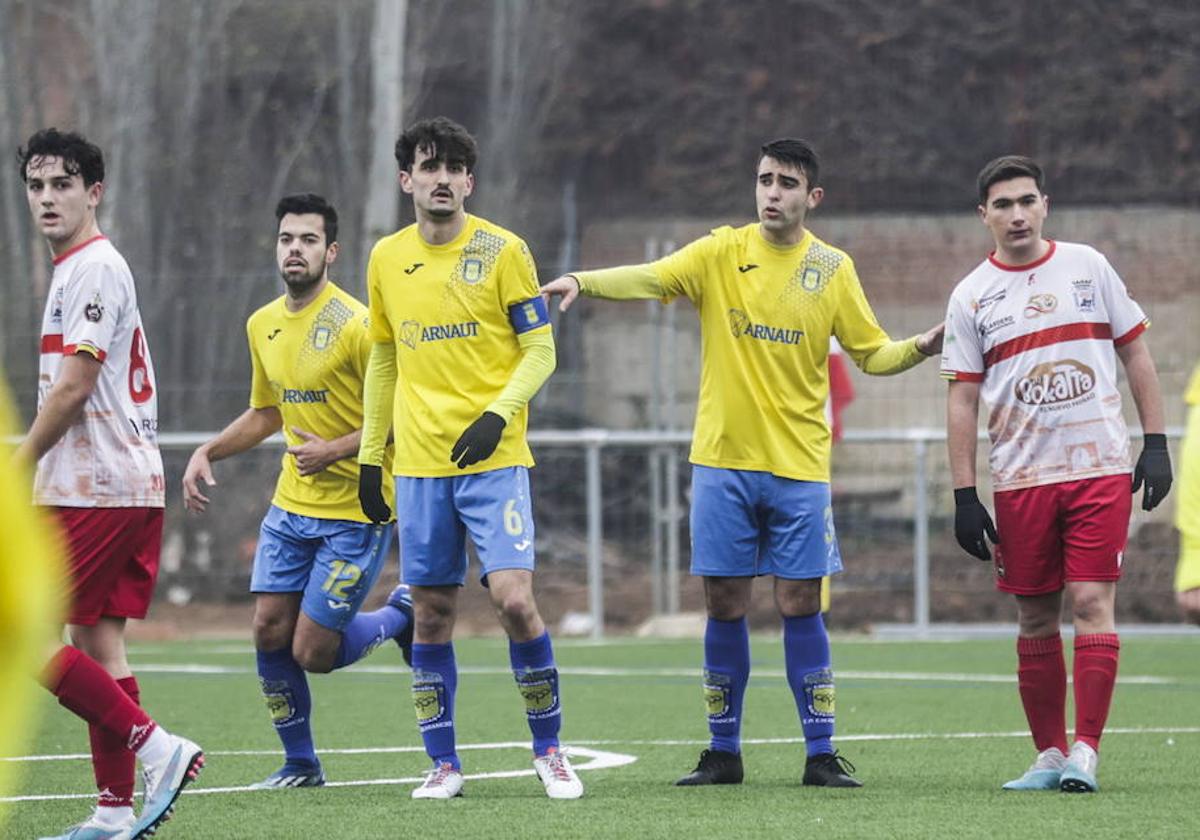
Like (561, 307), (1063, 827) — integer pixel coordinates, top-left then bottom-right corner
(182, 406), (282, 513)
(540, 264), (666, 312)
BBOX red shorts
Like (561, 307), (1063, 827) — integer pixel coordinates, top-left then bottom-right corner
(51, 507), (164, 625)
(992, 474), (1131, 595)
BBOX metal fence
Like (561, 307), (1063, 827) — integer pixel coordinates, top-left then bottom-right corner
(153, 427), (1187, 638)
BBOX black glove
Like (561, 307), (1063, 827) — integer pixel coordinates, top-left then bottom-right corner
(358, 463), (392, 523)
(450, 411), (506, 469)
(1132, 433), (1172, 511)
(954, 486), (999, 562)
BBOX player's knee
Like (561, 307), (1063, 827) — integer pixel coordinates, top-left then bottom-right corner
(253, 613), (294, 652)
(493, 593), (539, 633)
(1070, 591), (1111, 626)
(292, 642), (335, 674)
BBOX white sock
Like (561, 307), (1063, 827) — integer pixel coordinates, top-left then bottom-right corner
(135, 726), (174, 766)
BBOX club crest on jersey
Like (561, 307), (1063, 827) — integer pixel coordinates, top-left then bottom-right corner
(461, 258), (484, 284)
(1015, 359), (1096, 408)
(1023, 293), (1057, 318)
(84, 293), (104, 323)
(311, 326), (331, 350)
(799, 267), (824, 292)
(1072, 279), (1096, 312)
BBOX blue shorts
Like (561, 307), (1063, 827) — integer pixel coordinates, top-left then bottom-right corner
(250, 505), (394, 632)
(690, 465), (842, 580)
(396, 466), (535, 586)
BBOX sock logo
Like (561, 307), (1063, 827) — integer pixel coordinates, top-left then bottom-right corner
(260, 678), (300, 726)
(703, 670), (733, 720)
(516, 668), (560, 718)
(126, 722), (153, 751)
(803, 669), (836, 720)
(412, 671), (451, 730)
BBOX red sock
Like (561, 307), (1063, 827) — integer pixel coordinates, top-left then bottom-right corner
(89, 677), (140, 808)
(1074, 633), (1120, 751)
(43, 647), (157, 751)
(1016, 634), (1068, 753)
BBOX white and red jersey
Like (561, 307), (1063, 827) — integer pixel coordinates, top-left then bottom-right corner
(941, 240), (1148, 492)
(35, 235), (164, 508)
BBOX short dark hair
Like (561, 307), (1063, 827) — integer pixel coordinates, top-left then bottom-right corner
(275, 193), (338, 245)
(18, 128), (105, 186)
(395, 116), (478, 173)
(977, 155), (1044, 205)
(759, 138), (820, 189)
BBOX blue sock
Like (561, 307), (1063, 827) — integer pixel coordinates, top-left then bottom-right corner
(783, 612), (836, 757)
(411, 642), (459, 769)
(703, 617), (751, 754)
(256, 647), (317, 766)
(509, 632), (561, 756)
(332, 604), (411, 670)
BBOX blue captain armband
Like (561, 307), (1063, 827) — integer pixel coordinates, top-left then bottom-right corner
(508, 296), (550, 334)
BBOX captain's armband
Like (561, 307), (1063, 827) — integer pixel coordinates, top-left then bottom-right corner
(508, 296), (551, 334)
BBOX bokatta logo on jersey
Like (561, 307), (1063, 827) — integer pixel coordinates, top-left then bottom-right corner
(1014, 359), (1096, 409)
(1023, 293), (1057, 318)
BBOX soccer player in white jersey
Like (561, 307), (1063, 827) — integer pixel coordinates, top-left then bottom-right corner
(542, 138), (943, 789)
(16, 129), (203, 840)
(942, 155), (1172, 794)
(182, 194), (412, 789)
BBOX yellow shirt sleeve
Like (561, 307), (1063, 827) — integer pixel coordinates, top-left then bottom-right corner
(832, 259), (928, 375)
(247, 318), (276, 409)
(358, 341), (396, 468)
(575, 264), (666, 300)
(486, 328), (556, 421)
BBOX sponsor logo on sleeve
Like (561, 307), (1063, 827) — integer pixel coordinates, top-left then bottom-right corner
(84, 293), (104, 323)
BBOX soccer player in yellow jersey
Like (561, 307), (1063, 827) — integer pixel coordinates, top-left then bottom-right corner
(182, 194), (412, 789)
(357, 117), (581, 800)
(1176, 362), (1200, 624)
(542, 138), (943, 789)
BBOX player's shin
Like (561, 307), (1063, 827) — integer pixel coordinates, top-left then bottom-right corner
(783, 613), (836, 756)
(87, 676), (140, 816)
(412, 643), (460, 768)
(1073, 634), (1120, 750)
(1016, 634), (1069, 753)
(510, 632), (562, 755)
(256, 647), (318, 766)
(332, 604), (410, 670)
(703, 617), (750, 754)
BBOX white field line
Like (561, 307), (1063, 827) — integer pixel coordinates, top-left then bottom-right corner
(124, 662), (1182, 685)
(0, 745), (635, 803)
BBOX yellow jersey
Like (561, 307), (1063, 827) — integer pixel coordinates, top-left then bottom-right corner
(652, 223), (904, 483)
(0, 374), (61, 813)
(366, 214), (550, 477)
(248, 281), (392, 522)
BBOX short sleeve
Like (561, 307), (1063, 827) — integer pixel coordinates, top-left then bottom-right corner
(1097, 254), (1148, 346)
(940, 289), (985, 381)
(247, 320), (276, 409)
(366, 249), (393, 344)
(60, 262), (125, 361)
(651, 233), (720, 303)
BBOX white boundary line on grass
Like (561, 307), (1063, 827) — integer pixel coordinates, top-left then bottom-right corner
(124, 662), (1182, 685)
(0, 744), (636, 803)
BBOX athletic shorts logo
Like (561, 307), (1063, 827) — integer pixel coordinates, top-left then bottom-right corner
(1023, 293), (1058, 318)
(1015, 359), (1095, 408)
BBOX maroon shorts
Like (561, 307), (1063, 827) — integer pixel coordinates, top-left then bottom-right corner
(51, 507), (164, 625)
(992, 474), (1131, 595)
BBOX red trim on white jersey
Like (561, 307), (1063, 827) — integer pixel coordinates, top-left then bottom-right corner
(987, 240), (1057, 272)
(41, 334), (64, 354)
(51, 235), (108, 266)
(1113, 320), (1149, 348)
(942, 370), (985, 382)
(983, 322), (1113, 368)
(63, 343), (107, 362)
